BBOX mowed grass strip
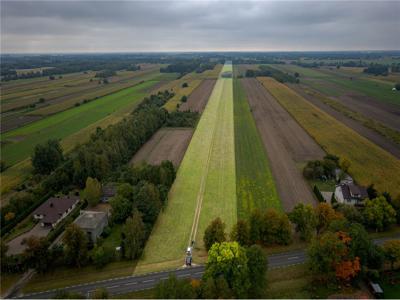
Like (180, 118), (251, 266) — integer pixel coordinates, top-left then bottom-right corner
(196, 63), (237, 246)
(259, 77), (400, 196)
(233, 75), (281, 218)
(136, 63), (235, 272)
(1, 80), (157, 166)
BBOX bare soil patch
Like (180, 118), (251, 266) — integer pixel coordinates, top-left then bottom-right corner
(241, 78), (324, 211)
(338, 93), (400, 131)
(178, 79), (216, 112)
(131, 127), (193, 167)
(291, 84), (400, 159)
(1, 115), (42, 133)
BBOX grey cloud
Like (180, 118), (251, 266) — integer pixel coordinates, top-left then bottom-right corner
(1, 0), (399, 53)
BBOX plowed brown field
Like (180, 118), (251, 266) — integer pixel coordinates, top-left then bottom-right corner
(130, 128), (193, 167)
(178, 79), (216, 112)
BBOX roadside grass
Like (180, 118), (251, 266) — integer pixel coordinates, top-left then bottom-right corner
(0, 273), (22, 297)
(379, 270), (400, 299)
(233, 72), (281, 218)
(1, 80), (157, 166)
(135, 64), (235, 272)
(297, 86), (400, 146)
(113, 289), (155, 299)
(259, 77), (400, 197)
(23, 261), (137, 294)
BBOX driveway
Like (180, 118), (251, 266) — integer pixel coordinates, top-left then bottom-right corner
(7, 223), (51, 255)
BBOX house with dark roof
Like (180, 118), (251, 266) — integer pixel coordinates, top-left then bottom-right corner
(33, 195), (79, 228)
(74, 210), (108, 242)
(334, 183), (368, 205)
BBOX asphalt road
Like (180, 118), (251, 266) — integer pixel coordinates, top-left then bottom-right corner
(19, 235), (399, 299)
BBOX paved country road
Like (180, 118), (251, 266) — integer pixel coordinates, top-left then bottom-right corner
(18, 235), (399, 299)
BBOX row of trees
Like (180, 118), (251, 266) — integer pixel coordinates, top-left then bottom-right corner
(203, 209), (292, 251)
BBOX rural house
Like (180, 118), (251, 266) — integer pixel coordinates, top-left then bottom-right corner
(33, 195), (79, 228)
(74, 210), (108, 242)
(334, 183), (369, 205)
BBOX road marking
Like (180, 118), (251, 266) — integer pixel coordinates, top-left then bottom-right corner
(142, 279), (154, 283)
(108, 285), (119, 289)
(125, 282), (138, 286)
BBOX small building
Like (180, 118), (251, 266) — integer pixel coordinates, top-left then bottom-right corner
(33, 195), (79, 228)
(74, 210), (108, 242)
(334, 183), (368, 205)
(101, 183), (117, 203)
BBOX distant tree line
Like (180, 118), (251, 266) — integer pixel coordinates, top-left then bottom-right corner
(363, 63), (389, 76)
(160, 60), (216, 77)
(94, 69), (117, 78)
(245, 65), (298, 83)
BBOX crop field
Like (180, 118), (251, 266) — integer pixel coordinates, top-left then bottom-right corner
(178, 79), (216, 112)
(290, 84), (400, 158)
(0, 66), (164, 132)
(162, 64), (222, 111)
(130, 128), (194, 167)
(241, 78), (322, 211)
(271, 64), (400, 133)
(1, 80), (158, 167)
(233, 74), (281, 218)
(135, 63), (236, 272)
(259, 77), (400, 196)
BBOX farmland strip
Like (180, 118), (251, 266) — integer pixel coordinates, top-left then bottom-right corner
(259, 77), (400, 196)
(241, 78), (323, 211)
(233, 74), (281, 218)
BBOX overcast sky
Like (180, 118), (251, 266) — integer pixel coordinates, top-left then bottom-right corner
(1, 0), (399, 53)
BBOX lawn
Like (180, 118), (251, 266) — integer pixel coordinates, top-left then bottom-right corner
(1, 80), (158, 166)
(0, 273), (22, 297)
(135, 63), (236, 272)
(233, 71), (281, 218)
(259, 77), (400, 196)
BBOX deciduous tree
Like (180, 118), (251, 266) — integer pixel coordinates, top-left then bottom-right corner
(63, 224), (88, 268)
(122, 210), (146, 260)
(82, 177), (102, 207)
(289, 203), (316, 241)
(32, 139), (64, 174)
(204, 217), (226, 251)
(363, 196), (396, 231)
(230, 219), (250, 246)
(203, 241), (250, 298)
(383, 240), (400, 270)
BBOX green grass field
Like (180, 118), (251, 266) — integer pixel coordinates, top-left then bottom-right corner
(1, 80), (158, 166)
(135, 63), (236, 272)
(259, 77), (400, 197)
(233, 73), (281, 218)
